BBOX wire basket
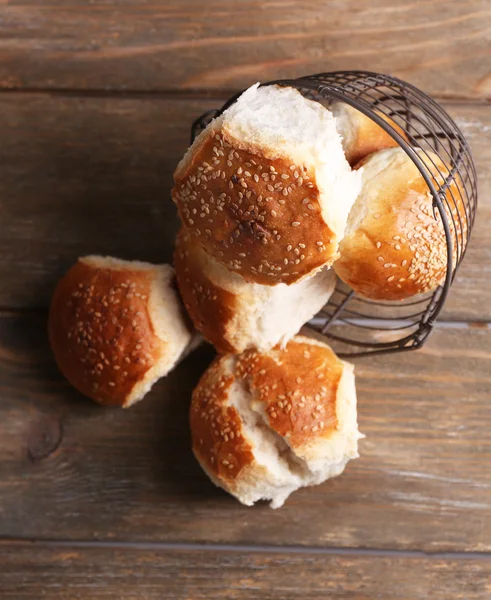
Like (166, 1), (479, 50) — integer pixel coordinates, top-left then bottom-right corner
(190, 71), (477, 357)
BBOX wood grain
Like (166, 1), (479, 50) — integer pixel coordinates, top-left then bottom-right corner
(1, 542), (491, 600)
(1, 312), (490, 550)
(0, 93), (489, 320)
(1, 1), (491, 99)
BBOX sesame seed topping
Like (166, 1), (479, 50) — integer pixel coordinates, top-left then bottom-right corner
(292, 221), (301, 227)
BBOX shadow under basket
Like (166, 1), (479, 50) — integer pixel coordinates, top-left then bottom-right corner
(189, 71), (478, 357)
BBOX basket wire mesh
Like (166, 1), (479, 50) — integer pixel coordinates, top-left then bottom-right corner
(190, 71), (477, 357)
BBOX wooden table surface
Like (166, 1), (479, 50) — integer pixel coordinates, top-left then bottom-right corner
(1, 1), (490, 598)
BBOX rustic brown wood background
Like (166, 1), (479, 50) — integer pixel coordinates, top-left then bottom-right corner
(1, 1), (490, 598)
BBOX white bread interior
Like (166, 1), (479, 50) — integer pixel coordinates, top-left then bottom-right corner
(178, 232), (337, 353)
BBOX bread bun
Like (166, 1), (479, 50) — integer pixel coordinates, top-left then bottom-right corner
(174, 228), (336, 354)
(333, 102), (408, 166)
(190, 336), (362, 508)
(334, 147), (467, 300)
(49, 256), (194, 407)
(173, 84), (361, 286)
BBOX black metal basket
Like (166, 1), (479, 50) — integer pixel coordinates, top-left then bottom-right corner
(190, 71), (477, 357)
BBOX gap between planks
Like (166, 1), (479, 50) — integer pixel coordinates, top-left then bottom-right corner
(0, 86), (489, 107)
(2, 538), (491, 561)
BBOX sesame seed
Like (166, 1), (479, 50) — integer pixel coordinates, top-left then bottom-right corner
(387, 275), (395, 282)
(292, 221), (301, 227)
(376, 242), (382, 249)
(384, 263), (392, 268)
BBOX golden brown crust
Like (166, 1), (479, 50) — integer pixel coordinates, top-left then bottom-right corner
(335, 103), (408, 167)
(174, 229), (237, 354)
(48, 260), (163, 406)
(190, 338), (345, 487)
(172, 129), (337, 286)
(190, 357), (255, 480)
(349, 113), (407, 167)
(335, 150), (466, 301)
(236, 340), (342, 448)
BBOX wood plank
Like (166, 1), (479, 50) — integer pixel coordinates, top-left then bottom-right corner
(0, 93), (489, 320)
(1, 1), (491, 99)
(1, 543), (491, 600)
(1, 313), (490, 550)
